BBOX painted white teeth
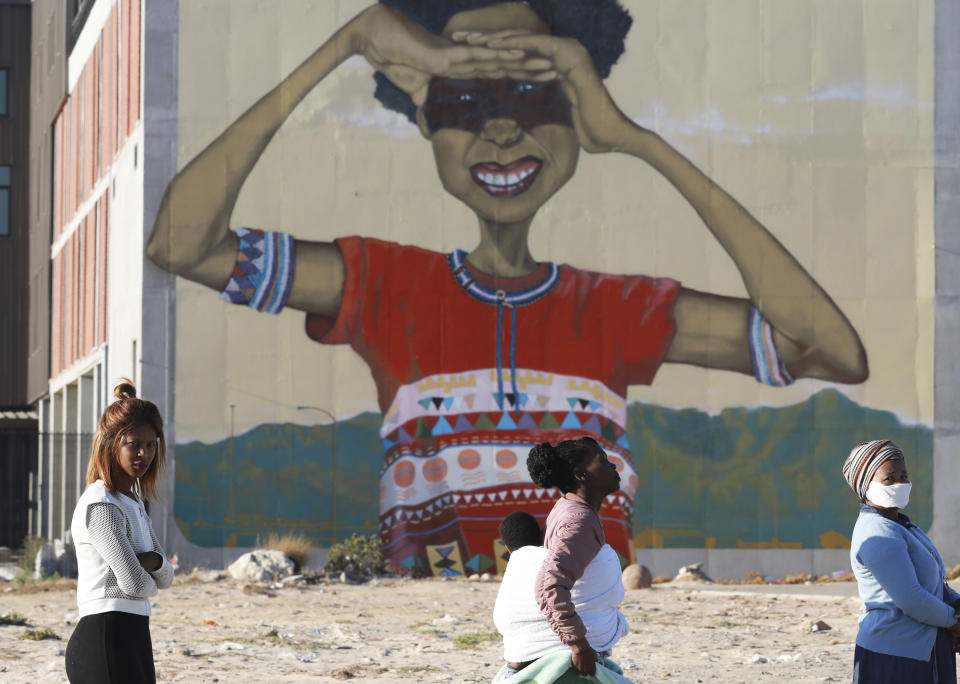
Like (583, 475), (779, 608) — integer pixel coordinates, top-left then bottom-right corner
(475, 165), (537, 187)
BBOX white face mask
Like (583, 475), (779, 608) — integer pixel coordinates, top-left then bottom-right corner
(865, 481), (911, 509)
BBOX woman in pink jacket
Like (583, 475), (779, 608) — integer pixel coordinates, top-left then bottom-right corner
(526, 437), (623, 676)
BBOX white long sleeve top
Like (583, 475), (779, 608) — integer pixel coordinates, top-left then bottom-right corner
(494, 544), (628, 662)
(71, 480), (174, 617)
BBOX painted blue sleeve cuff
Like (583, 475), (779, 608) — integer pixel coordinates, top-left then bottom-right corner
(748, 307), (794, 387)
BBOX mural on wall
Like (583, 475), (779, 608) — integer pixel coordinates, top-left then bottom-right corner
(152, 0), (935, 574)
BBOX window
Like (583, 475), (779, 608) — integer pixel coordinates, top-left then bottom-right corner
(0, 69), (7, 116)
(68, 0), (94, 52)
(0, 166), (10, 237)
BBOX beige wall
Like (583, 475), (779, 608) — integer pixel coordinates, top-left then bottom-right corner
(175, 0), (934, 442)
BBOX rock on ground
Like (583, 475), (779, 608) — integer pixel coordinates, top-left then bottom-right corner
(622, 564), (652, 590)
(228, 550), (295, 583)
(673, 562), (714, 583)
(0, 563), (23, 581)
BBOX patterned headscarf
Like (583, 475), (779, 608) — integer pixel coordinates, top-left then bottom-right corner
(842, 440), (903, 500)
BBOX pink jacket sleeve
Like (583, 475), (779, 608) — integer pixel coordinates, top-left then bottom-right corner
(534, 510), (604, 652)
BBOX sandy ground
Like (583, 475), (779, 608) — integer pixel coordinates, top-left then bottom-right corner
(0, 575), (862, 683)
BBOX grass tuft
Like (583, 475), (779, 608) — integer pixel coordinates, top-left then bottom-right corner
(19, 628), (59, 641)
(0, 613), (28, 626)
(452, 630), (501, 650)
(258, 532), (313, 570)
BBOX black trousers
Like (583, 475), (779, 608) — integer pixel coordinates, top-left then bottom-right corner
(65, 611), (156, 684)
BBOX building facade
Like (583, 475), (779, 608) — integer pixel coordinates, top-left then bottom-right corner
(28, 0), (145, 544)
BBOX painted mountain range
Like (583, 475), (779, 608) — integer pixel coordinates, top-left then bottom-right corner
(174, 389), (931, 549)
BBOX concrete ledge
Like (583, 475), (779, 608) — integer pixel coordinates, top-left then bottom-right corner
(634, 548), (851, 581)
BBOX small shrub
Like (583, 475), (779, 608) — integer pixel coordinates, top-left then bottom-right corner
(0, 613), (28, 626)
(20, 628), (60, 641)
(17, 536), (46, 571)
(12, 569), (60, 585)
(325, 534), (388, 578)
(11, 570), (32, 584)
(258, 532), (313, 571)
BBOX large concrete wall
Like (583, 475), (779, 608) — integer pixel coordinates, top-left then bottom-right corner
(933, 0), (960, 568)
(144, 0), (953, 579)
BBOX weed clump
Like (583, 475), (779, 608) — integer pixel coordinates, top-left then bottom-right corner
(325, 534), (388, 579)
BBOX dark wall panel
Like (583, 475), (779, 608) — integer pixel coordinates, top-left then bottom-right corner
(0, 425), (38, 549)
(0, 3), (32, 406)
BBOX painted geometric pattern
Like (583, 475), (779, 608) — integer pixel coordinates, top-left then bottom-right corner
(381, 489), (634, 576)
(380, 431), (636, 492)
(379, 443), (638, 513)
(426, 542), (465, 577)
(379, 488), (635, 531)
(219, 227), (295, 314)
(493, 538), (510, 575)
(381, 368), (627, 437)
(382, 410), (630, 460)
(220, 228), (267, 305)
(376, 368), (637, 574)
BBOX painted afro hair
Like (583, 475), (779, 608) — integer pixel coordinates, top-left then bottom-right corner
(374, 0), (633, 122)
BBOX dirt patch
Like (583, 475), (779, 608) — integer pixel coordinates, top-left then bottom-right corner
(0, 575), (863, 683)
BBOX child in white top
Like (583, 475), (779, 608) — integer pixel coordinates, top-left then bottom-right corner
(493, 511), (628, 678)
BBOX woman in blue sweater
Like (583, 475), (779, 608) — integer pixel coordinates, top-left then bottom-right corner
(844, 440), (960, 683)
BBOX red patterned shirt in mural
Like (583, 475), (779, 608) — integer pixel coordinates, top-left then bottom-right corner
(305, 237), (680, 576)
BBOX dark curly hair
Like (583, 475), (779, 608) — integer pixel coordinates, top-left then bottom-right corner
(374, 0), (633, 122)
(526, 436), (602, 493)
(499, 510), (543, 551)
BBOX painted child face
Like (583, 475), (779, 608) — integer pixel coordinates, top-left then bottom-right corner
(419, 4), (581, 224)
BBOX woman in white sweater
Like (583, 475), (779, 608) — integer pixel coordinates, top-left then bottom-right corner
(64, 381), (174, 684)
